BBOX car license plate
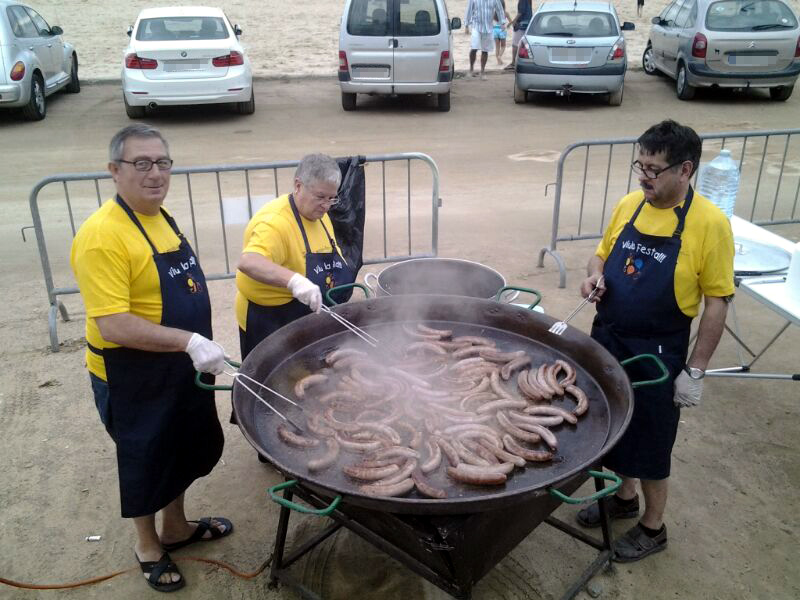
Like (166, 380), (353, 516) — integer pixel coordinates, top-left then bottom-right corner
(728, 54), (774, 67)
(352, 66), (390, 79)
(164, 60), (208, 72)
(550, 47), (592, 62)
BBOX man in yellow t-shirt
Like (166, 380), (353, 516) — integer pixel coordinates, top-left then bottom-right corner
(70, 125), (232, 592)
(574, 121), (734, 563)
(235, 153), (356, 360)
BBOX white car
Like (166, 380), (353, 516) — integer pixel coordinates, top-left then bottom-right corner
(0, 0), (79, 120)
(122, 6), (253, 118)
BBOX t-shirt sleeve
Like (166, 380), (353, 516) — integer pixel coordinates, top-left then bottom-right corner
(595, 202), (625, 260)
(72, 242), (132, 318)
(243, 217), (288, 266)
(699, 218), (735, 297)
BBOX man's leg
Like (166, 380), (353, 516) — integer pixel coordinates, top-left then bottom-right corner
(480, 51), (489, 79)
(134, 514), (181, 584)
(469, 49), (477, 75)
(618, 476), (638, 500)
(639, 478), (668, 529)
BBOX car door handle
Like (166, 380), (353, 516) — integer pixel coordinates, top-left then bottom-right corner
(29, 46), (34, 50)
(47, 43), (53, 47)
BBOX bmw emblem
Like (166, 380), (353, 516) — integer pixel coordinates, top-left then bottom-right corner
(181, 51), (187, 57)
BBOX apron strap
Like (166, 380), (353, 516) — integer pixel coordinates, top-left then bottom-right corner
(671, 186), (694, 239)
(115, 195), (184, 255)
(288, 194), (313, 254)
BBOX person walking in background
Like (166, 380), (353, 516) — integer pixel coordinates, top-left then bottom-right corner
(493, 0), (512, 65)
(505, 0), (533, 70)
(465, 0), (508, 80)
(638, 0), (645, 18)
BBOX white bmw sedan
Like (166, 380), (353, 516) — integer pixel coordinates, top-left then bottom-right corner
(122, 6), (254, 118)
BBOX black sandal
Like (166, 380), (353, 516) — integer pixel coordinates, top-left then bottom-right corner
(161, 517), (234, 552)
(135, 551), (185, 592)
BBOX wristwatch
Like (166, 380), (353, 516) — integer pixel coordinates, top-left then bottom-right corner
(684, 366), (705, 380)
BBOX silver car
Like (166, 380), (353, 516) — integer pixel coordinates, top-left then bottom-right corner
(0, 0), (79, 120)
(514, 1), (635, 106)
(643, 0), (800, 101)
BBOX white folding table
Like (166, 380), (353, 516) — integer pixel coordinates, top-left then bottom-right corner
(705, 216), (799, 381)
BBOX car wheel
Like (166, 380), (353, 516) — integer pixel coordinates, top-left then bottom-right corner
(608, 83), (623, 106)
(22, 73), (46, 121)
(437, 91), (451, 112)
(642, 45), (659, 76)
(124, 95), (146, 119)
(341, 91), (356, 111)
(513, 82), (527, 104)
(236, 90), (255, 114)
(66, 55), (80, 93)
(769, 85), (794, 101)
(676, 63), (695, 100)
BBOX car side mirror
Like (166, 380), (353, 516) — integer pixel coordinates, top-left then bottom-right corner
(127, 25), (133, 37)
(651, 16), (663, 25)
(621, 22), (635, 31)
(451, 17), (461, 30)
(50, 25), (63, 35)
(234, 24), (242, 36)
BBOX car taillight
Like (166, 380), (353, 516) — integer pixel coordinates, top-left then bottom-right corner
(212, 51), (244, 67)
(125, 54), (158, 69)
(438, 51), (450, 72)
(692, 33), (707, 58)
(518, 39), (531, 59)
(10, 61), (25, 81)
(795, 35), (800, 58)
(607, 38), (625, 61)
(339, 50), (349, 72)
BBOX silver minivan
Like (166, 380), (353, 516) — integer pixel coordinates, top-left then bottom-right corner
(643, 0), (800, 101)
(338, 0), (460, 111)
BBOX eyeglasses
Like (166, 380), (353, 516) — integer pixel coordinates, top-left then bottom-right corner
(118, 158), (174, 172)
(631, 160), (683, 180)
(313, 193), (340, 206)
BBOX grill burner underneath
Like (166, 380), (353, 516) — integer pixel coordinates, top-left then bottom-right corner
(268, 471), (616, 600)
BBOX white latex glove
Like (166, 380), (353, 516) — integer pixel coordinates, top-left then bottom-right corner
(185, 333), (226, 375)
(673, 370), (703, 408)
(287, 273), (322, 313)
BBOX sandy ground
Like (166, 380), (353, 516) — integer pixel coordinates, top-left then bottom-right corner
(33, 0), (800, 80)
(2, 7), (800, 600)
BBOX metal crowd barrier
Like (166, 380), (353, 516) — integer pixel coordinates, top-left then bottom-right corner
(538, 128), (800, 288)
(29, 153), (440, 351)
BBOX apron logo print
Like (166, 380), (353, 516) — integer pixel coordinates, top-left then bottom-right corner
(621, 240), (668, 263)
(624, 254), (644, 279)
(167, 256), (198, 278)
(186, 273), (202, 294)
(325, 274), (335, 289)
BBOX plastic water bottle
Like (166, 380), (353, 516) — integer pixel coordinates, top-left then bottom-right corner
(696, 149), (740, 218)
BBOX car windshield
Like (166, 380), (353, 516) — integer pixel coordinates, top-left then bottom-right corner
(136, 17), (229, 41)
(528, 11), (618, 37)
(706, 0), (798, 31)
(347, 0), (391, 36)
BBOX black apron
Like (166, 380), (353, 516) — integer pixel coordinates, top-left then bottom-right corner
(96, 197), (223, 518)
(238, 194), (357, 359)
(592, 189), (694, 480)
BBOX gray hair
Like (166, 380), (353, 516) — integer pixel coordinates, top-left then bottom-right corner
(109, 124), (170, 162)
(294, 153), (341, 188)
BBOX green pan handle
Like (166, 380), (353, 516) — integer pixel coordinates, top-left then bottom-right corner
(493, 285), (542, 310)
(620, 353), (670, 388)
(325, 282), (371, 306)
(548, 470), (622, 504)
(268, 480), (342, 516)
(194, 359), (241, 391)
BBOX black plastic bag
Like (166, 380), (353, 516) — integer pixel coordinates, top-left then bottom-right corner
(327, 155), (366, 303)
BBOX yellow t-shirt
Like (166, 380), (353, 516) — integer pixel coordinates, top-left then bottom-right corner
(70, 199), (182, 380)
(235, 194), (339, 330)
(595, 189), (735, 318)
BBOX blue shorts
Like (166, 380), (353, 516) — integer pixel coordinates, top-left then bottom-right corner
(493, 25), (507, 40)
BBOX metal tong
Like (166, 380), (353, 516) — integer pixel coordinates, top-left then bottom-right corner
(549, 276), (604, 335)
(320, 305), (379, 347)
(223, 361), (306, 431)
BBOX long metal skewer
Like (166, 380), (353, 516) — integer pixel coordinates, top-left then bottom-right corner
(224, 364), (305, 431)
(320, 305), (379, 347)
